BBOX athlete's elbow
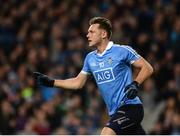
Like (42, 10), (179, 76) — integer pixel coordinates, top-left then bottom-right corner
(78, 85), (83, 89)
(73, 85), (83, 90)
(73, 82), (84, 90)
(148, 65), (154, 76)
(78, 82), (85, 89)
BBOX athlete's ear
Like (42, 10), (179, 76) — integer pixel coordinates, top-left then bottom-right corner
(101, 30), (107, 39)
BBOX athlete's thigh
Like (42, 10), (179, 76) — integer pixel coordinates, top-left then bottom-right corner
(101, 127), (116, 135)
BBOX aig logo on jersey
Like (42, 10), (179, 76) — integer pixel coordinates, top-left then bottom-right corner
(93, 68), (115, 84)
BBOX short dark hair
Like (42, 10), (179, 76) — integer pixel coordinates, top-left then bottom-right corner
(89, 17), (112, 39)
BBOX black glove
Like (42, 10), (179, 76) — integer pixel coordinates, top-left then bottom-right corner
(124, 81), (140, 99)
(33, 72), (54, 87)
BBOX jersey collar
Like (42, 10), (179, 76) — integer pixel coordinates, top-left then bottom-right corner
(96, 41), (113, 57)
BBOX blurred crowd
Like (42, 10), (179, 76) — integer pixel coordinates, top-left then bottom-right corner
(0, 0), (179, 134)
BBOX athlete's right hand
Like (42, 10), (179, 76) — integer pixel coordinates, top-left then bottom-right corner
(33, 72), (54, 87)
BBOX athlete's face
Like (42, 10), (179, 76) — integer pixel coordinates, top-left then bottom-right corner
(87, 24), (106, 47)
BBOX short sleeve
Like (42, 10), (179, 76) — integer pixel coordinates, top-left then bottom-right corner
(81, 55), (91, 75)
(121, 46), (141, 64)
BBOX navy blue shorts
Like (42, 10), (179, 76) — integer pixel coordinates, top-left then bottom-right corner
(106, 104), (146, 135)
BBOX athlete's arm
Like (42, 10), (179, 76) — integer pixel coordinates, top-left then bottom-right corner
(54, 72), (88, 89)
(33, 72), (88, 90)
(132, 57), (153, 84)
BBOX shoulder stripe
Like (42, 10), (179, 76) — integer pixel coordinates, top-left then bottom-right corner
(120, 45), (140, 58)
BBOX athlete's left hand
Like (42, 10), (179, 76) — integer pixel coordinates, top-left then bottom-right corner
(124, 81), (140, 99)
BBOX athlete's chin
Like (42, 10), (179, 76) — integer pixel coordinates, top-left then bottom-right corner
(88, 43), (95, 47)
(88, 42), (96, 47)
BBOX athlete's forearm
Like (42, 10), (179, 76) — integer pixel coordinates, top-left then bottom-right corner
(54, 78), (82, 90)
(54, 73), (88, 90)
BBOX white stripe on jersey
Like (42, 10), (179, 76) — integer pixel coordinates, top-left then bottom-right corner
(120, 45), (140, 58)
(119, 45), (141, 64)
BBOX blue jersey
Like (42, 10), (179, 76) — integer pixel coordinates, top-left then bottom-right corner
(81, 41), (142, 115)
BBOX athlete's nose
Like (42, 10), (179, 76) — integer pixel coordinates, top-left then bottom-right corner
(86, 33), (89, 38)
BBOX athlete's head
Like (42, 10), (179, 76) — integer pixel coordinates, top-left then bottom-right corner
(87, 17), (112, 47)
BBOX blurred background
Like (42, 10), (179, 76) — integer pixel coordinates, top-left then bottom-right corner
(0, 0), (179, 135)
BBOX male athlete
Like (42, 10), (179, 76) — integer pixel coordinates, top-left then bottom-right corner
(34, 17), (153, 135)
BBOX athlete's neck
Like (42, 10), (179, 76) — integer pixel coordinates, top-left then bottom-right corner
(97, 40), (109, 54)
